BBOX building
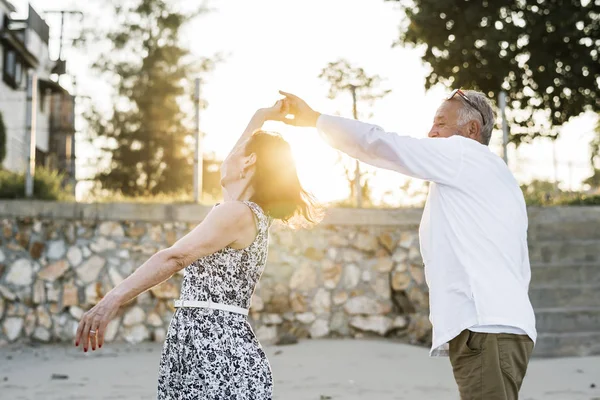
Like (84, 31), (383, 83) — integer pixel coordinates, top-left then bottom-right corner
(0, 0), (75, 188)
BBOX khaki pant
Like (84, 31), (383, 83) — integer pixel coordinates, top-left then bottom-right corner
(449, 330), (534, 400)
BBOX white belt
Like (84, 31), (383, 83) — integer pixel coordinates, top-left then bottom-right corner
(174, 299), (249, 316)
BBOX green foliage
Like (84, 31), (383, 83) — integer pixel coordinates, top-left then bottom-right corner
(521, 179), (557, 205)
(583, 168), (600, 189)
(81, 156), (223, 204)
(588, 116), (600, 170)
(581, 116), (600, 189)
(0, 111), (6, 166)
(81, 188), (220, 205)
(201, 157), (224, 200)
(391, 0), (599, 144)
(560, 194), (600, 206)
(84, 0), (218, 196)
(0, 168), (73, 200)
(520, 179), (600, 206)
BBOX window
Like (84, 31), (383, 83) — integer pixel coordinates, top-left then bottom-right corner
(14, 58), (22, 85)
(39, 89), (46, 113)
(3, 47), (23, 88)
(6, 49), (16, 73)
(35, 148), (47, 168)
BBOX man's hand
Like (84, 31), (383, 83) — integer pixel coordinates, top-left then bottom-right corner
(276, 91), (321, 127)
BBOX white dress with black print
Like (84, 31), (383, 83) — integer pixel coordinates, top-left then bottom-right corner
(157, 201), (273, 400)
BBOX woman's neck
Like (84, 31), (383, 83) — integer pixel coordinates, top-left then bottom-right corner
(222, 181), (254, 202)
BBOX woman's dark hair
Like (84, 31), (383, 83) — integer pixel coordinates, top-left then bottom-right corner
(244, 130), (322, 226)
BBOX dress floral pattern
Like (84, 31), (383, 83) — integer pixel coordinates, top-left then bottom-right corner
(157, 201), (273, 400)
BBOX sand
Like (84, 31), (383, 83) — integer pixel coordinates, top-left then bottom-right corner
(1, 339), (599, 400)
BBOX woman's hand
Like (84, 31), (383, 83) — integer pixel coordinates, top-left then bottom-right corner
(258, 99), (288, 122)
(229, 98), (289, 157)
(74, 295), (120, 352)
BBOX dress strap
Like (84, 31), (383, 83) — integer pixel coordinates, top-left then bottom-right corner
(242, 201), (271, 232)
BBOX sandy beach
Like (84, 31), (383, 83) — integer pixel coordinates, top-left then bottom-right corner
(1, 339), (599, 400)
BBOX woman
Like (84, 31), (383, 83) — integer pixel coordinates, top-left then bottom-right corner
(75, 100), (319, 399)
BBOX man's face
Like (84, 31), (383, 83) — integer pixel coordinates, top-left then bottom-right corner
(428, 100), (465, 139)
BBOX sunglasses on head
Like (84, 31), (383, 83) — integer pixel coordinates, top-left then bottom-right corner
(446, 89), (486, 126)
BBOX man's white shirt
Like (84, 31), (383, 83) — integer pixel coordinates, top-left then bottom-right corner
(316, 114), (537, 356)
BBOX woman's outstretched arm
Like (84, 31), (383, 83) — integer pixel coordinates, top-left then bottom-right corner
(227, 100), (287, 154)
(74, 201), (256, 352)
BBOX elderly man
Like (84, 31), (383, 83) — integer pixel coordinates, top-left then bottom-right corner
(273, 89), (537, 400)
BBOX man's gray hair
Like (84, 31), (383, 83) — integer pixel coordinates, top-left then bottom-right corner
(456, 90), (495, 145)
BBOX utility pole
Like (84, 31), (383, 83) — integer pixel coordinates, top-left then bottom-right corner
(25, 72), (38, 198)
(349, 85), (362, 208)
(44, 10), (83, 199)
(69, 76), (79, 198)
(193, 78), (203, 203)
(43, 10), (83, 62)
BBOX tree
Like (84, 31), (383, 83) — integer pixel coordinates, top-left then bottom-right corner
(583, 169), (600, 190)
(319, 59), (392, 120)
(201, 154), (223, 200)
(520, 179), (557, 204)
(81, 153), (223, 203)
(85, 0), (218, 196)
(0, 111), (6, 167)
(333, 153), (376, 207)
(319, 59), (391, 207)
(584, 117), (600, 190)
(391, 0), (599, 144)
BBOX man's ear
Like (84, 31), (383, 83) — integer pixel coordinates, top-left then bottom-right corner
(467, 120), (481, 142)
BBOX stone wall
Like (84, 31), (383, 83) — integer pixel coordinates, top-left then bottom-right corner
(3, 202), (599, 356)
(0, 201), (430, 347)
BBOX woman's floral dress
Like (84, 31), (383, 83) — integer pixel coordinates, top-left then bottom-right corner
(157, 201), (273, 400)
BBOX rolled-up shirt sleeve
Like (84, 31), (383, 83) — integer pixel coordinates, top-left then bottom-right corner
(316, 114), (464, 185)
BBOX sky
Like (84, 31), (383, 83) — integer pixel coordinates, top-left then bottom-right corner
(16, 0), (598, 204)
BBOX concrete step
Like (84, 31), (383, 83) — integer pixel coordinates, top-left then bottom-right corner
(528, 221), (600, 241)
(528, 223), (600, 241)
(528, 239), (600, 264)
(527, 207), (600, 241)
(536, 307), (600, 333)
(529, 285), (600, 308)
(530, 263), (600, 287)
(533, 332), (600, 358)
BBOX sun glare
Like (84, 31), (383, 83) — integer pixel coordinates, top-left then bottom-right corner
(275, 126), (350, 204)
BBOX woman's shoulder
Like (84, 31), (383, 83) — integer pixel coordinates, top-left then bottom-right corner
(213, 200), (271, 228)
(210, 201), (256, 227)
